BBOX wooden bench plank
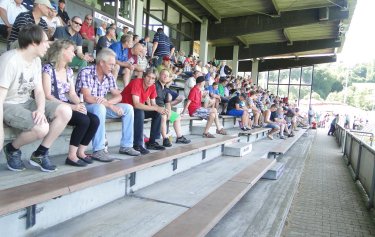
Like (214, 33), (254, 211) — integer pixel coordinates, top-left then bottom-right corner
(154, 159), (276, 237)
(0, 135), (238, 216)
(269, 129), (306, 155)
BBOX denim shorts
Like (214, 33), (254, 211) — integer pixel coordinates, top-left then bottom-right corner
(3, 99), (60, 131)
(264, 123), (279, 130)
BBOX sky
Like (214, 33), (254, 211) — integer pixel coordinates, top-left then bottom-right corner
(339, 0), (375, 65)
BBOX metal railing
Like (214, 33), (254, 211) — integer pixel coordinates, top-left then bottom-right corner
(335, 124), (375, 209)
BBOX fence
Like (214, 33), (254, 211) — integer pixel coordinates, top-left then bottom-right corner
(335, 124), (375, 209)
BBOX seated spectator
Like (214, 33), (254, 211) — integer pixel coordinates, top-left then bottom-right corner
(110, 35), (144, 87)
(136, 44), (148, 76)
(53, 16), (94, 70)
(80, 14), (95, 55)
(0, 0), (27, 39)
(76, 48), (141, 160)
(42, 39), (100, 167)
(247, 90), (261, 128)
(218, 60), (232, 79)
(272, 107), (292, 139)
(141, 35), (152, 58)
(8, 0), (52, 48)
(205, 82), (221, 110)
(184, 70), (201, 98)
(157, 55), (173, 74)
(217, 78), (229, 114)
(226, 93), (251, 131)
(121, 68), (166, 154)
(181, 76), (227, 138)
(57, 0), (69, 25)
(116, 26), (128, 42)
(0, 25), (72, 172)
(96, 26), (115, 55)
(42, 1), (63, 37)
(133, 34), (140, 44)
(263, 104), (280, 140)
(96, 21), (107, 38)
(156, 69), (191, 147)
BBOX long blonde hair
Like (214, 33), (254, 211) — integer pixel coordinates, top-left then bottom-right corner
(45, 39), (76, 67)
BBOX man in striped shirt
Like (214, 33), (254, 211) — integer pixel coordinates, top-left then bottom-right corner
(151, 27), (174, 67)
(8, 0), (52, 48)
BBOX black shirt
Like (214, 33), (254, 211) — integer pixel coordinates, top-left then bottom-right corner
(227, 96), (240, 112)
(270, 111), (277, 122)
(58, 8), (70, 25)
(155, 80), (170, 107)
(96, 36), (115, 54)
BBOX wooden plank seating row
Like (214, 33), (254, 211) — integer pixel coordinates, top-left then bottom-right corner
(0, 135), (238, 217)
(268, 129), (307, 158)
(238, 127), (271, 136)
(154, 158), (276, 237)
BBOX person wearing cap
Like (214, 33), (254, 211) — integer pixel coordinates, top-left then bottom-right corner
(42, 1), (63, 37)
(121, 68), (167, 155)
(53, 16), (94, 70)
(226, 93), (251, 131)
(80, 14), (95, 55)
(151, 27), (175, 67)
(0, 0), (27, 39)
(96, 26), (115, 55)
(181, 76), (227, 138)
(156, 55), (173, 74)
(8, 0), (53, 48)
(57, 0), (69, 25)
(156, 69), (191, 147)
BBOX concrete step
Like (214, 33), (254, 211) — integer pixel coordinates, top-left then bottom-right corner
(262, 161), (285, 180)
(0, 135), (237, 236)
(223, 142), (252, 157)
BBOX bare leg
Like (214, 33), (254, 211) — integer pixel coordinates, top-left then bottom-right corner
(67, 145), (80, 162)
(160, 114), (168, 138)
(123, 68), (132, 87)
(112, 65), (120, 80)
(40, 104), (72, 148)
(12, 123), (49, 149)
(77, 145), (88, 158)
(173, 117), (183, 137)
(204, 112), (215, 134)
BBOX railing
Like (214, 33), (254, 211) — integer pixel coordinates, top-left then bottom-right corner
(335, 124), (375, 209)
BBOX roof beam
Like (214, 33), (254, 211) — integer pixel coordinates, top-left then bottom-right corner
(207, 6), (349, 40)
(238, 56), (337, 72)
(283, 29), (292, 45)
(215, 39), (341, 60)
(195, 0), (221, 22)
(163, 0), (203, 23)
(271, 0), (280, 15)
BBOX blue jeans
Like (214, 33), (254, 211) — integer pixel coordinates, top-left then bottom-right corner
(86, 103), (134, 151)
(134, 108), (161, 147)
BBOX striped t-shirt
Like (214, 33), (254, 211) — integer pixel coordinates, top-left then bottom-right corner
(152, 32), (174, 57)
(8, 11), (48, 44)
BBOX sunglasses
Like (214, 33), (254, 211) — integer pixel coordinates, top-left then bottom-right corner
(73, 21), (82, 26)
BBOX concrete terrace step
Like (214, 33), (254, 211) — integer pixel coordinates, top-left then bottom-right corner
(0, 135), (238, 236)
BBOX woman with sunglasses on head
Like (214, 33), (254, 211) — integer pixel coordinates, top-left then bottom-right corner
(42, 39), (100, 167)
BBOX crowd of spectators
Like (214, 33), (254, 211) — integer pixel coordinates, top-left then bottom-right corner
(0, 1), (312, 173)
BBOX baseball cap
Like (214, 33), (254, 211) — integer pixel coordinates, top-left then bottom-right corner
(163, 56), (170, 61)
(35, 0), (54, 9)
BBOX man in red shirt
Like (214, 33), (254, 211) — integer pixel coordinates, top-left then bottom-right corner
(80, 14), (95, 54)
(121, 68), (167, 154)
(181, 76), (227, 138)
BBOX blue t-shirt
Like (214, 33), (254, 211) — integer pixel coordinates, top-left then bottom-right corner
(206, 85), (219, 95)
(109, 41), (129, 62)
(153, 32), (174, 57)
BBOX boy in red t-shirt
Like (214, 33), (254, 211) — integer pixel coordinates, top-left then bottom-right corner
(181, 76), (227, 138)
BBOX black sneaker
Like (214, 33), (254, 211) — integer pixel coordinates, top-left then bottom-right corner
(133, 145), (150, 155)
(29, 152), (57, 172)
(163, 138), (172, 147)
(146, 141), (166, 150)
(3, 144), (25, 171)
(176, 136), (191, 144)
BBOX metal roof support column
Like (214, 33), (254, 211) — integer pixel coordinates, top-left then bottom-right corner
(232, 45), (239, 77)
(199, 17), (208, 65)
(251, 59), (259, 84)
(134, 0), (144, 35)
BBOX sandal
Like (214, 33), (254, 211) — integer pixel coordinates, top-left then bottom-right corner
(203, 132), (216, 138)
(216, 128), (227, 135)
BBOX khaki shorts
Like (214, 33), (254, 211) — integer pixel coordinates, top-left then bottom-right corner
(3, 99), (60, 131)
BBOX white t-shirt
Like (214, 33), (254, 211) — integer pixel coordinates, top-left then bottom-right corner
(0, 50), (41, 104)
(42, 16), (62, 30)
(184, 77), (196, 98)
(0, 0), (27, 25)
